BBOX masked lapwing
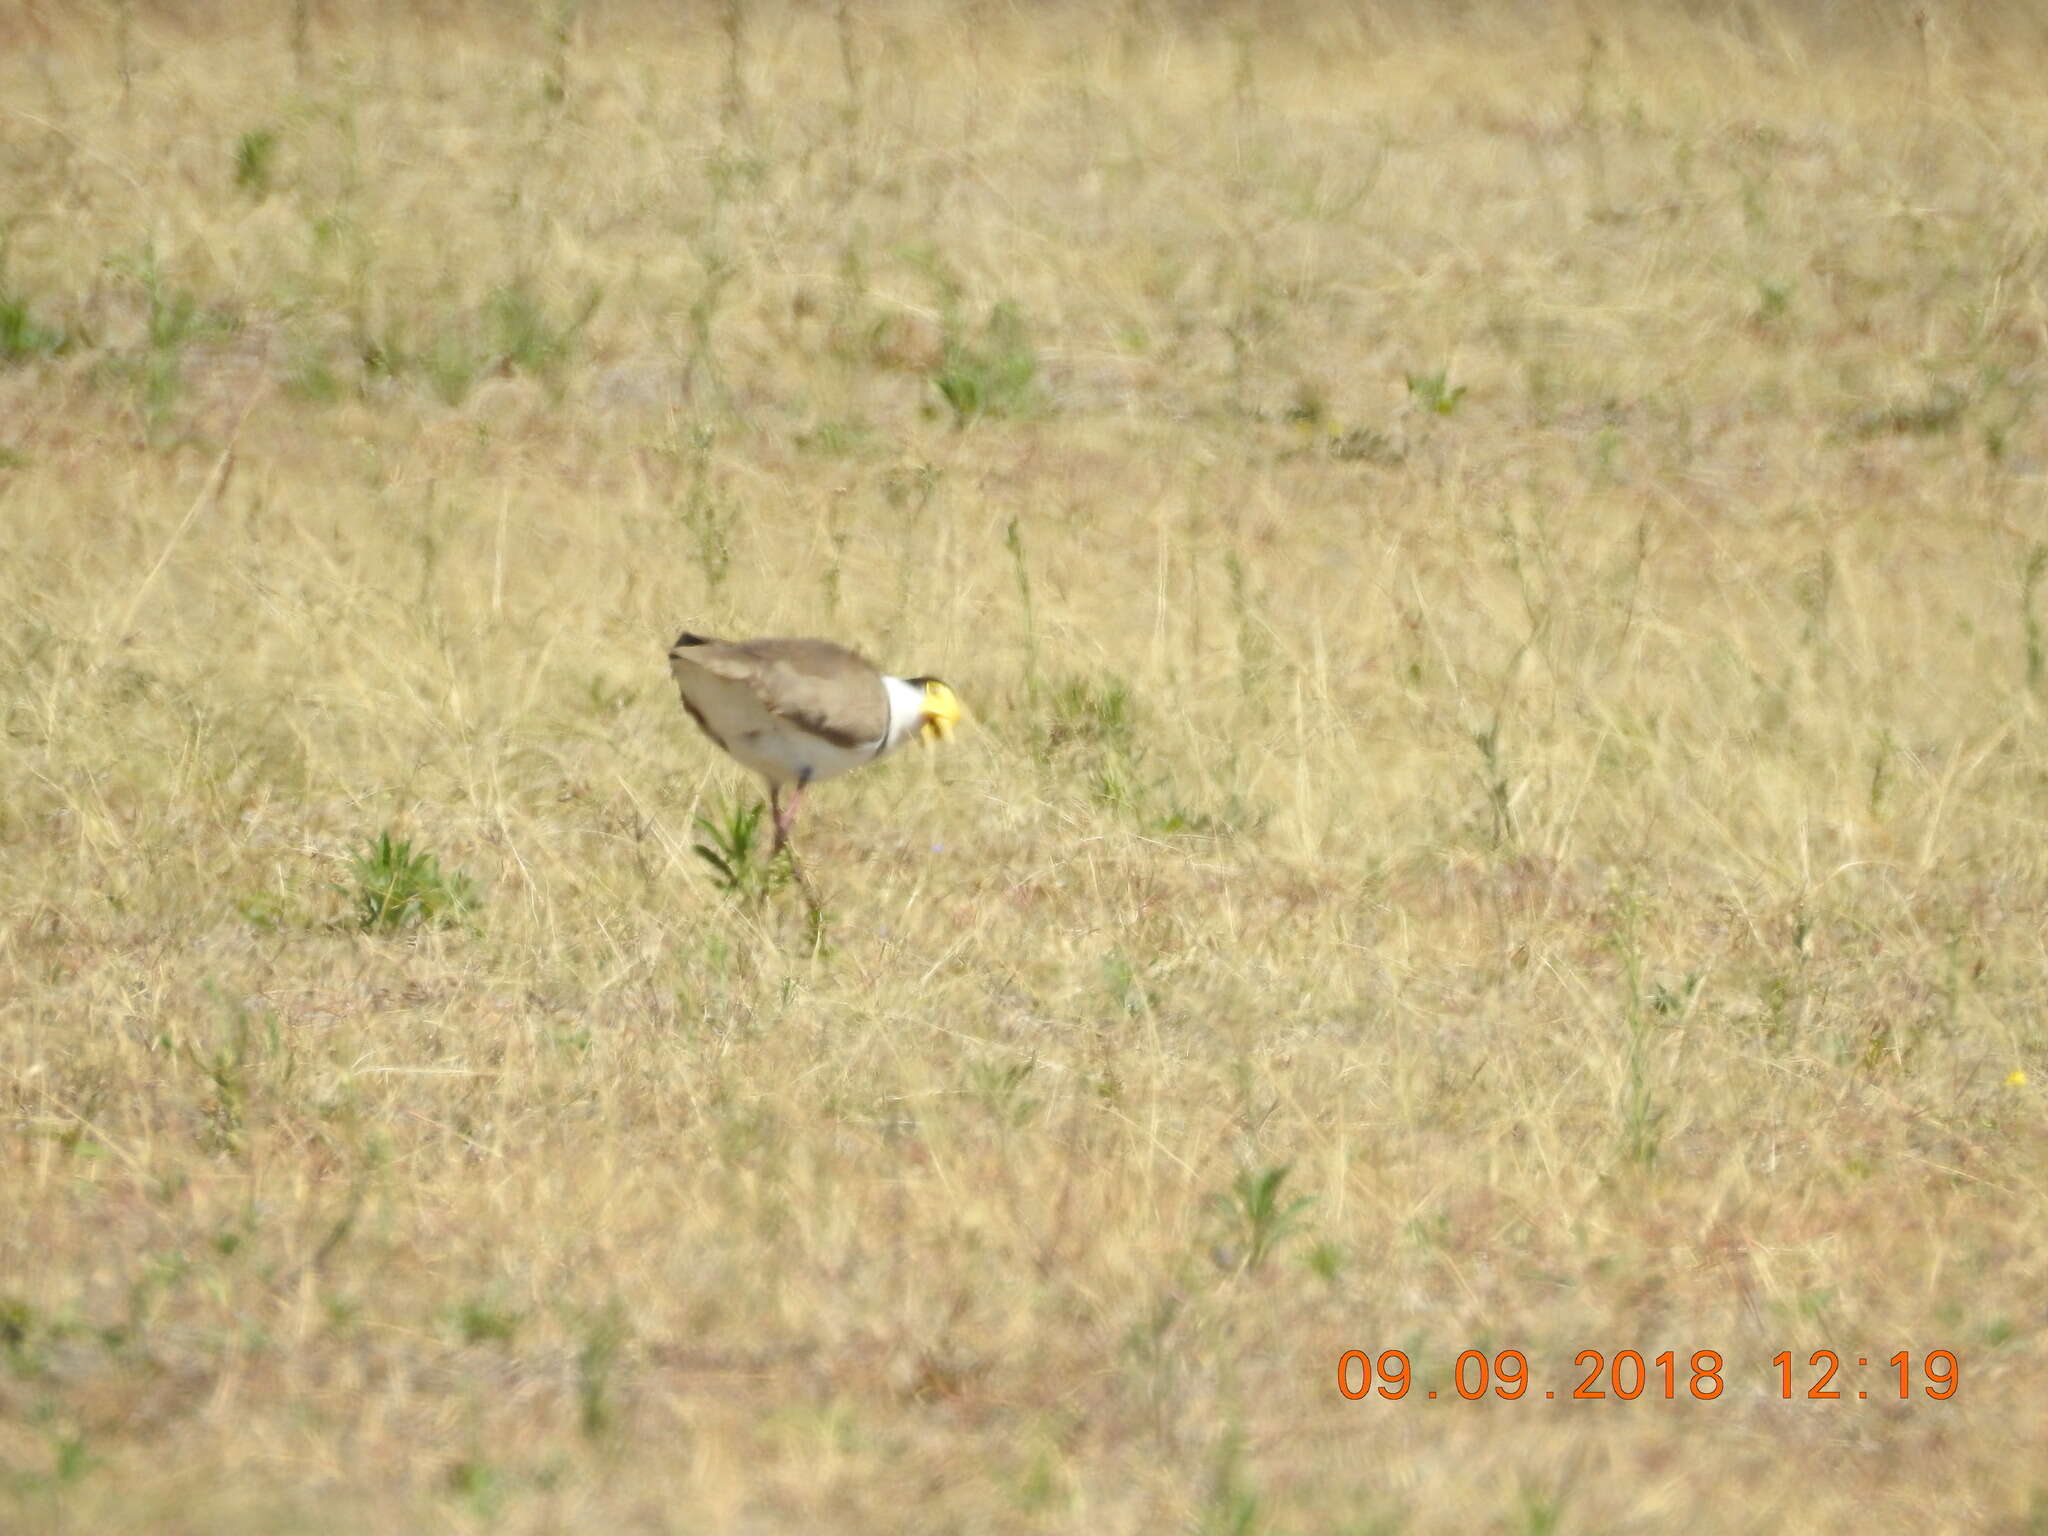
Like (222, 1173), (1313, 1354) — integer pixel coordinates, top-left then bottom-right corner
(667, 630), (962, 855)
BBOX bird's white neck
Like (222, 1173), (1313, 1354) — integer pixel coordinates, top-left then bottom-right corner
(879, 674), (926, 754)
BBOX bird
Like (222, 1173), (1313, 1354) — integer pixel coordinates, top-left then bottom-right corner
(666, 629), (962, 857)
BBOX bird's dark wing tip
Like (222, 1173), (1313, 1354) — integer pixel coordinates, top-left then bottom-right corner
(672, 629), (712, 650)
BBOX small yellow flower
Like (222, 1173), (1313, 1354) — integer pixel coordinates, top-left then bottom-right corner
(2008, 1069), (2028, 1086)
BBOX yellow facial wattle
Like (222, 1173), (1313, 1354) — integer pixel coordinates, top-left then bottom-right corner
(919, 680), (962, 745)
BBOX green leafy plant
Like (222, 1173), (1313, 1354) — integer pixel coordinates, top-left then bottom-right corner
(1406, 368), (1467, 416)
(452, 1294), (522, 1346)
(933, 300), (1038, 425)
(51, 1429), (95, 1485)
(684, 241), (735, 404)
(1195, 1427), (1265, 1536)
(274, 322), (343, 404)
(1045, 673), (1137, 757)
(0, 287), (69, 363)
(347, 283), (598, 406)
(1327, 425), (1403, 464)
(1753, 276), (1793, 328)
(796, 418), (874, 457)
(134, 248), (229, 354)
(1039, 672), (1258, 838)
(1852, 381), (1967, 438)
(232, 127), (279, 197)
(444, 1458), (505, 1520)
(422, 324), (489, 406)
(966, 1056), (1041, 1126)
(346, 831), (479, 932)
(541, 0), (579, 105)
(1218, 1162), (1315, 1274)
(677, 423), (733, 592)
(105, 244), (238, 427)
(1100, 949), (1153, 1017)
(353, 316), (481, 406)
(486, 279), (601, 379)
(0, 237), (77, 364)
(1471, 716), (1516, 849)
(692, 796), (788, 903)
(575, 1300), (629, 1440)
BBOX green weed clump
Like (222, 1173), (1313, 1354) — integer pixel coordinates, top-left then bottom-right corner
(1040, 673), (1257, 838)
(346, 831), (480, 932)
(933, 300), (1038, 425)
(1217, 1163), (1315, 1274)
(692, 796), (790, 904)
(0, 291), (70, 364)
(232, 127), (279, 197)
(0, 240), (73, 364)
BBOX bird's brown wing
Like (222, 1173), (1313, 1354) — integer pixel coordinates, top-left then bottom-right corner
(667, 635), (888, 749)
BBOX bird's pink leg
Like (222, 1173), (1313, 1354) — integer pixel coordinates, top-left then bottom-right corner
(767, 779), (821, 922)
(771, 781), (804, 854)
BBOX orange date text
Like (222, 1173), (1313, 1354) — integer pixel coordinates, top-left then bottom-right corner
(1335, 1349), (1958, 1402)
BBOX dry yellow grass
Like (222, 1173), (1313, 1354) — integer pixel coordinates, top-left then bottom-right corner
(3, 1), (2047, 1529)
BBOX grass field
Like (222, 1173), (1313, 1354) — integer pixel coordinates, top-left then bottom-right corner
(4, 1), (2047, 1529)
